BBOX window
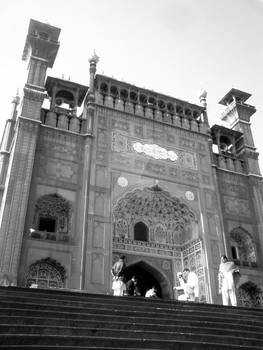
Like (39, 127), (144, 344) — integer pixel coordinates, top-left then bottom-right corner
(38, 217), (56, 232)
(134, 222), (148, 242)
(231, 245), (238, 260)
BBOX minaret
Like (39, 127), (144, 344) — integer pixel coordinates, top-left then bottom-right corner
(82, 51), (99, 132)
(79, 53), (99, 290)
(199, 89), (208, 124)
(0, 20), (60, 286)
(219, 88), (260, 176)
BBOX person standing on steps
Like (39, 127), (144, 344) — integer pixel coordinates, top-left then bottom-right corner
(218, 255), (239, 306)
(111, 255), (126, 296)
(174, 268), (199, 302)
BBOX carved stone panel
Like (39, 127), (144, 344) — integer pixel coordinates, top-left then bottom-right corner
(97, 129), (108, 149)
(210, 240), (220, 265)
(94, 192), (106, 216)
(111, 132), (198, 170)
(207, 213), (218, 236)
(92, 221), (106, 249)
(204, 190), (217, 210)
(95, 166), (108, 187)
(223, 196), (251, 217)
(91, 253), (104, 284)
(38, 156), (78, 184)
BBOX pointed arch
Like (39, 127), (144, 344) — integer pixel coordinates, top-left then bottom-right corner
(124, 259), (172, 299)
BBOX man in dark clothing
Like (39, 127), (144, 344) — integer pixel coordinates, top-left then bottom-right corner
(126, 276), (141, 296)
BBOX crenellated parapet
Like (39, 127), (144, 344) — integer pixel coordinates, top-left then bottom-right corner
(94, 75), (208, 134)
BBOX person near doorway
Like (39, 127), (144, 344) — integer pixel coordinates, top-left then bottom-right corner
(112, 275), (126, 296)
(111, 255), (126, 296)
(218, 255), (239, 306)
(174, 268), (199, 302)
(145, 286), (158, 298)
(126, 276), (141, 296)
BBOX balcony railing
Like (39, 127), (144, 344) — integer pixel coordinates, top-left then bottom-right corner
(41, 108), (86, 134)
(213, 153), (246, 173)
(29, 229), (71, 243)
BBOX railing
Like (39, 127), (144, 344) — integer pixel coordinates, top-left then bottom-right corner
(213, 153), (246, 173)
(41, 108), (86, 134)
(96, 93), (208, 134)
(29, 229), (71, 243)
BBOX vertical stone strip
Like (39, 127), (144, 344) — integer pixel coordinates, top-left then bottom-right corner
(0, 118), (40, 285)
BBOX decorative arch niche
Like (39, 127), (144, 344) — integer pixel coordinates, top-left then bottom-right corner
(113, 185), (197, 245)
(230, 227), (256, 263)
(25, 257), (66, 289)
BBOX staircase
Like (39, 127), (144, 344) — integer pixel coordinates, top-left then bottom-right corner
(0, 286), (262, 349)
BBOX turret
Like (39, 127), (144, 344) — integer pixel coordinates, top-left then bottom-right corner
(21, 19), (60, 120)
(219, 88), (260, 176)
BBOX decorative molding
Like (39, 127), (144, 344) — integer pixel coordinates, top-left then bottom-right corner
(23, 87), (46, 102)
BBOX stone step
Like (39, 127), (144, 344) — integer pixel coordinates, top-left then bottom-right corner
(1, 287), (262, 318)
(0, 334), (262, 349)
(0, 287), (262, 349)
(0, 322), (262, 343)
(1, 305), (263, 328)
(1, 315), (263, 336)
(0, 294), (262, 321)
(1, 300), (262, 328)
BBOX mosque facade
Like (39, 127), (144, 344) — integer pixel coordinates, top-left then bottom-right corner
(0, 19), (262, 307)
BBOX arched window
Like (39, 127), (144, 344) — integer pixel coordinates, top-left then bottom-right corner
(31, 194), (71, 242)
(230, 227), (256, 264)
(231, 245), (238, 260)
(134, 222), (148, 242)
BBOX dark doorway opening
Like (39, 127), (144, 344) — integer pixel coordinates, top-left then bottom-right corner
(124, 262), (162, 298)
(134, 222), (148, 242)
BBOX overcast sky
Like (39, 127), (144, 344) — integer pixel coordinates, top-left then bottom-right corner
(1, 0), (263, 171)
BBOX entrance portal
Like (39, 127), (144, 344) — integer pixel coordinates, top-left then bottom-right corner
(124, 261), (168, 298)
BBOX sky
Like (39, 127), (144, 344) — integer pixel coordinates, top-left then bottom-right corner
(1, 0), (263, 171)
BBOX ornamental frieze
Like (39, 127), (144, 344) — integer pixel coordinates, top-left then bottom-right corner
(111, 132), (197, 170)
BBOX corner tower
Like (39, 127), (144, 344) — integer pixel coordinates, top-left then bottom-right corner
(0, 20), (60, 286)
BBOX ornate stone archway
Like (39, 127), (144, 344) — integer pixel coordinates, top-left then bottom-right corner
(112, 185), (203, 300)
(113, 184), (197, 244)
(125, 259), (172, 299)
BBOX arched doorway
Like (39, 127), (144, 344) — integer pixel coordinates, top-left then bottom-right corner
(124, 260), (171, 299)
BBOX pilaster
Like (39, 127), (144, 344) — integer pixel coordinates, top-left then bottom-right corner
(0, 118), (40, 285)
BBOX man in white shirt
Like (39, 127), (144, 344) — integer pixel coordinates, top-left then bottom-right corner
(218, 255), (238, 306)
(174, 268), (199, 302)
